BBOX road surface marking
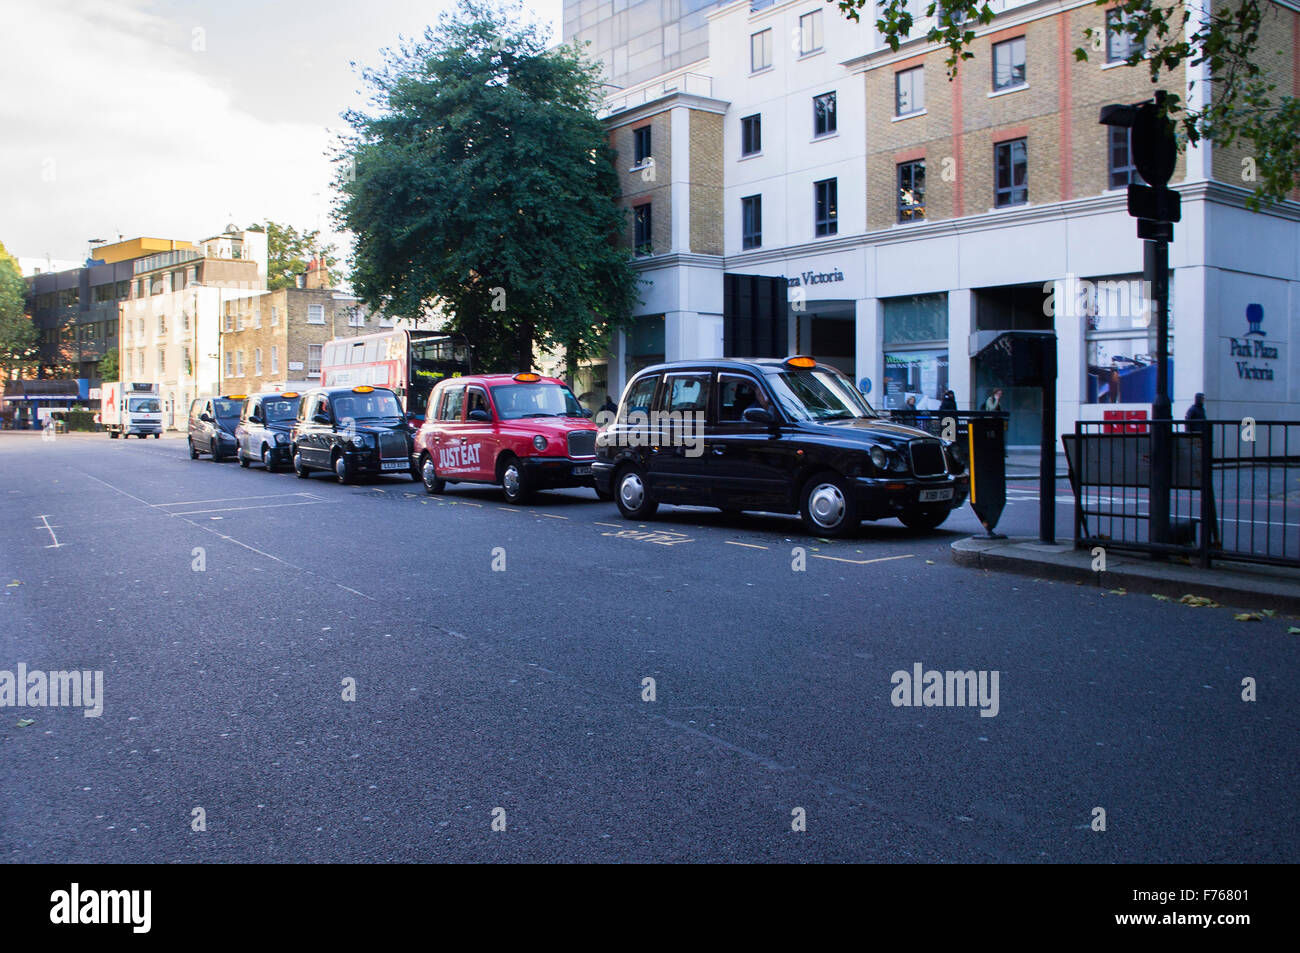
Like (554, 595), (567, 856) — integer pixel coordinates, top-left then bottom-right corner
(811, 553), (915, 566)
(593, 521), (622, 528)
(725, 541), (768, 550)
(167, 500), (328, 516)
(35, 515), (61, 549)
(154, 493), (324, 507)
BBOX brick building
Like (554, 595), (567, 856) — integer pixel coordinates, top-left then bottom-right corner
(575, 0), (1300, 442)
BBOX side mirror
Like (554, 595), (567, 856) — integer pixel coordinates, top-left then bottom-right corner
(578, 408), (593, 418)
(742, 406), (774, 425)
(199, 412), (212, 423)
(313, 412), (331, 425)
(467, 408), (492, 423)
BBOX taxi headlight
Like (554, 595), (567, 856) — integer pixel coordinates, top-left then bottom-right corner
(533, 435), (548, 451)
(870, 446), (889, 471)
(275, 432), (288, 445)
(350, 434), (369, 448)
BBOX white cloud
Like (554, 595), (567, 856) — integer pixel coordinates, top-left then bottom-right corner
(0, 0), (563, 265)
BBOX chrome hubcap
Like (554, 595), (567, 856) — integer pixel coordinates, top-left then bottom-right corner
(503, 465), (520, 495)
(423, 460), (437, 485)
(336, 458), (345, 479)
(809, 483), (845, 528)
(620, 472), (645, 510)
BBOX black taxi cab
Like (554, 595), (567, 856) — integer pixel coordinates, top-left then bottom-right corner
(290, 385), (419, 484)
(413, 372), (600, 503)
(592, 356), (969, 537)
(235, 391), (302, 471)
(188, 394), (246, 462)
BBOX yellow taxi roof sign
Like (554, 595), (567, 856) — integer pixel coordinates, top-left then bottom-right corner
(513, 373), (541, 382)
(784, 356), (816, 369)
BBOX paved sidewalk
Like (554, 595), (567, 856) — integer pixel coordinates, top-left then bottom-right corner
(952, 535), (1300, 614)
(1005, 449), (1068, 479)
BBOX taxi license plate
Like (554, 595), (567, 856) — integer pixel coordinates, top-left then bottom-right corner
(919, 487), (954, 502)
(381, 460), (407, 471)
(572, 465), (593, 476)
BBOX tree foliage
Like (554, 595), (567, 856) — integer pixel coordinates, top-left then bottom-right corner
(837, 0), (1300, 208)
(334, 0), (640, 372)
(98, 347), (119, 381)
(248, 221), (339, 291)
(0, 240), (38, 380)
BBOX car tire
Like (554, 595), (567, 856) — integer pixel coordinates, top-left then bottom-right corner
(239, 450), (251, 468)
(334, 452), (355, 485)
(154, 433), (160, 439)
(898, 507), (951, 531)
(262, 445), (276, 472)
(188, 438), (198, 459)
(294, 450), (311, 479)
(499, 456), (532, 504)
(614, 464), (657, 520)
(110, 430), (118, 439)
(420, 454), (445, 495)
(211, 438), (223, 462)
(799, 471), (858, 538)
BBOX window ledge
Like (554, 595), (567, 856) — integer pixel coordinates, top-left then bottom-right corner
(988, 83), (1028, 99)
(812, 131), (839, 143)
(1101, 59), (1143, 71)
(892, 109), (927, 122)
(750, 65), (774, 77)
(797, 48), (824, 61)
(738, 151), (763, 161)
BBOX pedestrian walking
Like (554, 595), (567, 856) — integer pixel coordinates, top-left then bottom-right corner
(983, 388), (1004, 412)
(1184, 392), (1207, 434)
(939, 390), (958, 412)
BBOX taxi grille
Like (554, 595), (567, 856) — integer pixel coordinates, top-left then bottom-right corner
(567, 430), (597, 458)
(909, 440), (946, 477)
(378, 432), (407, 460)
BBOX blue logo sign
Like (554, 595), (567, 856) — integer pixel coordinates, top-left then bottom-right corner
(1246, 303), (1265, 336)
(859, 377), (871, 395)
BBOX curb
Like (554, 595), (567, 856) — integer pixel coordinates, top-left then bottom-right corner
(952, 538), (1300, 615)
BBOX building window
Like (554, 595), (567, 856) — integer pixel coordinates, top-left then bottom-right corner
(799, 10), (823, 55)
(895, 66), (924, 116)
(137, 352), (144, 375)
(898, 160), (926, 222)
(813, 92), (836, 137)
(254, 348), (263, 375)
(741, 114), (761, 156)
(307, 344), (322, 375)
(224, 352), (233, 377)
(1106, 10), (1144, 63)
(633, 126), (651, 166)
(235, 351), (244, 376)
(992, 37), (1027, 90)
(883, 293), (949, 411)
(995, 138), (1028, 207)
(182, 347), (191, 375)
(271, 306), (279, 326)
(814, 178), (838, 236)
(307, 304), (325, 324)
(253, 306), (262, 329)
(633, 203), (653, 256)
(182, 310), (189, 330)
(1083, 273), (1169, 403)
(158, 349), (165, 373)
(271, 346), (279, 374)
(741, 195), (762, 250)
(224, 310), (233, 332)
(750, 29), (772, 72)
(348, 308), (364, 327)
(1108, 126), (1146, 189)
(158, 315), (166, 335)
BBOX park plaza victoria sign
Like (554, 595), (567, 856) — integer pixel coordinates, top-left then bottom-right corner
(786, 266), (846, 289)
(1227, 304), (1280, 382)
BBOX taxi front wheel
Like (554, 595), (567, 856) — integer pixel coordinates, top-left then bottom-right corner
(614, 465), (658, 520)
(420, 454), (445, 495)
(800, 472), (858, 537)
(499, 458), (533, 504)
(294, 451), (312, 479)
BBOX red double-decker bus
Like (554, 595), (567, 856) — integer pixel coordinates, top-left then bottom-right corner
(320, 329), (472, 424)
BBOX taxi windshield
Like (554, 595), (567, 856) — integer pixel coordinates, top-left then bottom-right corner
(129, 398), (160, 413)
(213, 399), (243, 419)
(768, 368), (878, 422)
(262, 398), (300, 422)
(331, 391), (403, 421)
(489, 382), (585, 419)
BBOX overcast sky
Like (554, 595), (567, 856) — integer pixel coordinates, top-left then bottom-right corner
(0, 0), (564, 268)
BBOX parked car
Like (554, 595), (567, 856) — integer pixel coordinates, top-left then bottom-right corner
(235, 391), (303, 471)
(188, 395), (246, 461)
(290, 385), (418, 484)
(413, 372), (600, 503)
(592, 356), (969, 537)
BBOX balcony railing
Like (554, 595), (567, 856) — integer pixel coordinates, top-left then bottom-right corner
(601, 72), (714, 117)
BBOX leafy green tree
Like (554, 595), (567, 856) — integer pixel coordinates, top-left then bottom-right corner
(838, 0), (1300, 208)
(247, 221), (339, 291)
(0, 241), (38, 380)
(335, 0), (639, 373)
(99, 347), (119, 381)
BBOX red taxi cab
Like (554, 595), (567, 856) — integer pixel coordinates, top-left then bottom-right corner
(413, 373), (602, 503)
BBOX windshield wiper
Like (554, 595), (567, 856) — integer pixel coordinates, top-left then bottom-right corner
(522, 412), (558, 417)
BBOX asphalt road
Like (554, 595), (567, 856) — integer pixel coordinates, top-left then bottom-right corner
(2, 432), (1297, 862)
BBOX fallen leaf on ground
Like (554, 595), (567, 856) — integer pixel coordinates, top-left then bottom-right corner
(1234, 612), (1263, 622)
(6, 581), (19, 587)
(16, 719), (34, 728)
(1109, 588), (1127, 595)
(1180, 595), (1220, 608)
(1152, 594), (1172, 601)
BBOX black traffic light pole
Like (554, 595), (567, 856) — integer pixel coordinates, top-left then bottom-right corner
(1100, 92), (1180, 554)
